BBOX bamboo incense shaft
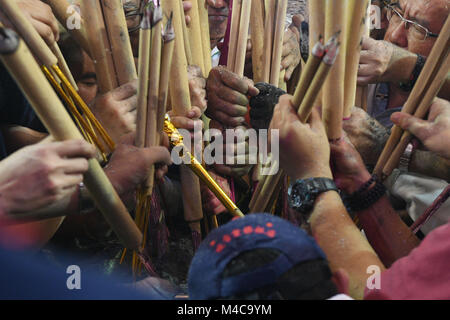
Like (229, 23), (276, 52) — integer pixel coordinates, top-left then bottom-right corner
(292, 41), (325, 108)
(298, 48), (338, 122)
(136, 14), (151, 149)
(197, 0), (212, 75)
(343, 0), (369, 118)
(187, 0), (206, 74)
(43, 0), (91, 58)
(50, 42), (78, 91)
(0, 0), (57, 67)
(269, 0), (288, 85)
(308, 0), (326, 55)
(144, 13), (163, 194)
(355, 2), (372, 110)
(233, 0), (252, 77)
(382, 53), (450, 177)
(162, 0), (204, 232)
(179, 0), (193, 65)
(374, 16), (450, 176)
(101, 0), (137, 85)
(322, 0), (348, 140)
(157, 22), (175, 135)
(251, 161), (283, 213)
(80, 0), (118, 93)
(227, 0), (242, 71)
(250, 0), (266, 83)
(0, 33), (142, 250)
(262, 0), (276, 83)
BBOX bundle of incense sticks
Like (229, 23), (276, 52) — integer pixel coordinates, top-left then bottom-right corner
(0, 26), (143, 251)
(227, 0), (252, 77)
(0, 0), (115, 157)
(250, 0), (265, 83)
(374, 16), (450, 179)
(250, 36), (340, 214)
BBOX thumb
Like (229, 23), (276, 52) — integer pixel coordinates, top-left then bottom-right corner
(308, 108), (325, 133)
(391, 112), (430, 140)
(145, 147), (172, 166)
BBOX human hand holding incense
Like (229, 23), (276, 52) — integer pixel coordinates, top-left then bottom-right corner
(330, 135), (372, 195)
(391, 98), (450, 160)
(201, 170), (231, 216)
(90, 80), (138, 144)
(104, 134), (172, 209)
(0, 140), (95, 216)
(206, 65), (259, 127)
(0, 0), (59, 45)
(210, 120), (253, 178)
(342, 107), (390, 166)
(281, 28), (301, 82)
(188, 65), (207, 113)
(269, 95), (332, 181)
(358, 37), (418, 86)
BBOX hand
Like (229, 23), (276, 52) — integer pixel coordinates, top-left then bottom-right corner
(330, 135), (372, 194)
(188, 65), (207, 114)
(342, 107), (390, 166)
(104, 135), (172, 208)
(0, 0), (59, 45)
(281, 27), (301, 82)
(0, 140), (95, 216)
(201, 170), (231, 216)
(182, 0), (192, 26)
(206, 66), (259, 127)
(90, 80), (137, 144)
(358, 37), (394, 85)
(209, 120), (254, 178)
(269, 95), (332, 180)
(391, 98), (450, 160)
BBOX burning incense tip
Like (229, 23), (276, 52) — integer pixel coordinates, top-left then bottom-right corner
(323, 42), (340, 65)
(163, 12), (175, 42)
(141, 6), (152, 30)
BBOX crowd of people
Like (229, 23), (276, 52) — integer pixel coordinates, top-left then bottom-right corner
(0, 0), (449, 300)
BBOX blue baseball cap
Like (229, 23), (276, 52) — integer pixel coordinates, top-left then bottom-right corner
(188, 214), (327, 300)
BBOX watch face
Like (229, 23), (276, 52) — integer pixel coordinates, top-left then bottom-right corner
(289, 181), (312, 212)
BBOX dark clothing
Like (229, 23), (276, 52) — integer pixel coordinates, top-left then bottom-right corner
(0, 63), (45, 160)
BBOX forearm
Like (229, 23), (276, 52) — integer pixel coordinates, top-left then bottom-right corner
(409, 150), (450, 181)
(309, 190), (385, 300)
(357, 195), (420, 267)
(381, 44), (417, 83)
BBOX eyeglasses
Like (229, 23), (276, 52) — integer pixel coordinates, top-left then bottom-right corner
(385, 3), (439, 41)
(123, 0), (147, 34)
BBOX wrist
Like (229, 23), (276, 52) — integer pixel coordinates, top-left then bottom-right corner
(345, 170), (372, 194)
(291, 166), (333, 181)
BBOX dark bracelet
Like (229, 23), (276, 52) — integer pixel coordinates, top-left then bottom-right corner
(399, 54), (426, 92)
(343, 175), (386, 213)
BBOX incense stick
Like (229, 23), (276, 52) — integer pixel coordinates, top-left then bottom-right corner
(262, 0), (276, 83)
(187, 0), (206, 74)
(198, 0), (212, 75)
(270, 0), (288, 86)
(322, 0), (348, 140)
(80, 0), (118, 93)
(101, 0), (137, 85)
(233, 0), (252, 77)
(250, 0), (265, 83)
(227, 0), (242, 71)
(344, 0), (369, 118)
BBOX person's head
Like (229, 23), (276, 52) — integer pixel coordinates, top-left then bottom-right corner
(58, 33), (98, 104)
(207, 0), (230, 48)
(383, 0), (449, 57)
(188, 214), (349, 300)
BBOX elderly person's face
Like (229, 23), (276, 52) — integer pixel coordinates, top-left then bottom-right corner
(384, 0), (449, 57)
(207, 0), (229, 48)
